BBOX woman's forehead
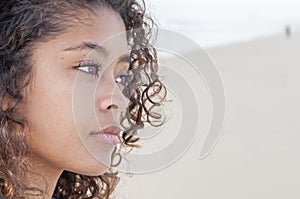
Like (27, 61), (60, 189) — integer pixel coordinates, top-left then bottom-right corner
(34, 7), (129, 58)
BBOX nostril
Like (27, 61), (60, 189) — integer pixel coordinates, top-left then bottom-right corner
(107, 104), (118, 110)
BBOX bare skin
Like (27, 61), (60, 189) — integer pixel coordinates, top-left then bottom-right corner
(21, 8), (129, 197)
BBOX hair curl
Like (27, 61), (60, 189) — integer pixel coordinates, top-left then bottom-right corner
(0, 0), (166, 198)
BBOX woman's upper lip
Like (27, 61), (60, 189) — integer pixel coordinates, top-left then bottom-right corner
(90, 125), (121, 136)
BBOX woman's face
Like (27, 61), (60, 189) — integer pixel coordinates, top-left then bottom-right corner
(22, 8), (129, 176)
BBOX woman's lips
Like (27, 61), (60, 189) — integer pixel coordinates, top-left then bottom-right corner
(90, 126), (121, 145)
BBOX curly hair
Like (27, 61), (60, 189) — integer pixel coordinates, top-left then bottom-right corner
(0, 0), (166, 198)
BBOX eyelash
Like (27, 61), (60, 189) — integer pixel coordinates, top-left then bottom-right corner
(74, 60), (101, 79)
(115, 69), (133, 86)
(115, 74), (127, 84)
(74, 60), (133, 86)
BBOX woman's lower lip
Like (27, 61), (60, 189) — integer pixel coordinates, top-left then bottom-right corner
(90, 132), (119, 145)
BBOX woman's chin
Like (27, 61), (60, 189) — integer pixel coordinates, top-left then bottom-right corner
(71, 158), (112, 176)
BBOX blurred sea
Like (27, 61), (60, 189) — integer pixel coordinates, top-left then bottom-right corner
(148, 0), (300, 48)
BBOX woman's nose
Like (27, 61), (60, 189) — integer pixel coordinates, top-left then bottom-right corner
(97, 76), (127, 112)
(98, 93), (126, 112)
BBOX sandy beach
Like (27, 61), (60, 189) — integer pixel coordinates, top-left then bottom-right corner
(118, 32), (300, 199)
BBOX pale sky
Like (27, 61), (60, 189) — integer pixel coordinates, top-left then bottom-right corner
(146, 0), (300, 47)
(148, 0), (300, 26)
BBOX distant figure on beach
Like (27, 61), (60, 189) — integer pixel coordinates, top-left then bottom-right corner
(285, 25), (291, 38)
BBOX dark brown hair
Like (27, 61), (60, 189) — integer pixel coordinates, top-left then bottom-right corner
(0, 0), (166, 198)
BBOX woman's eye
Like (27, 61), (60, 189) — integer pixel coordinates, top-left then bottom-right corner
(115, 75), (127, 84)
(75, 61), (101, 79)
(115, 70), (133, 86)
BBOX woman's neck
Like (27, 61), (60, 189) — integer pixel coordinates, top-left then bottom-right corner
(26, 154), (63, 198)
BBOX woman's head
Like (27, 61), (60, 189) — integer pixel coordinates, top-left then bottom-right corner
(0, 0), (165, 198)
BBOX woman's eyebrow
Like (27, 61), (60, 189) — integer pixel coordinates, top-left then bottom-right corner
(63, 41), (108, 57)
(117, 54), (131, 64)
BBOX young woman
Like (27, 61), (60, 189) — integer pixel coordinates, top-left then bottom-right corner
(0, 0), (165, 198)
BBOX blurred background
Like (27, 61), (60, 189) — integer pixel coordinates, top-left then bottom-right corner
(116, 1), (300, 199)
(148, 0), (300, 48)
